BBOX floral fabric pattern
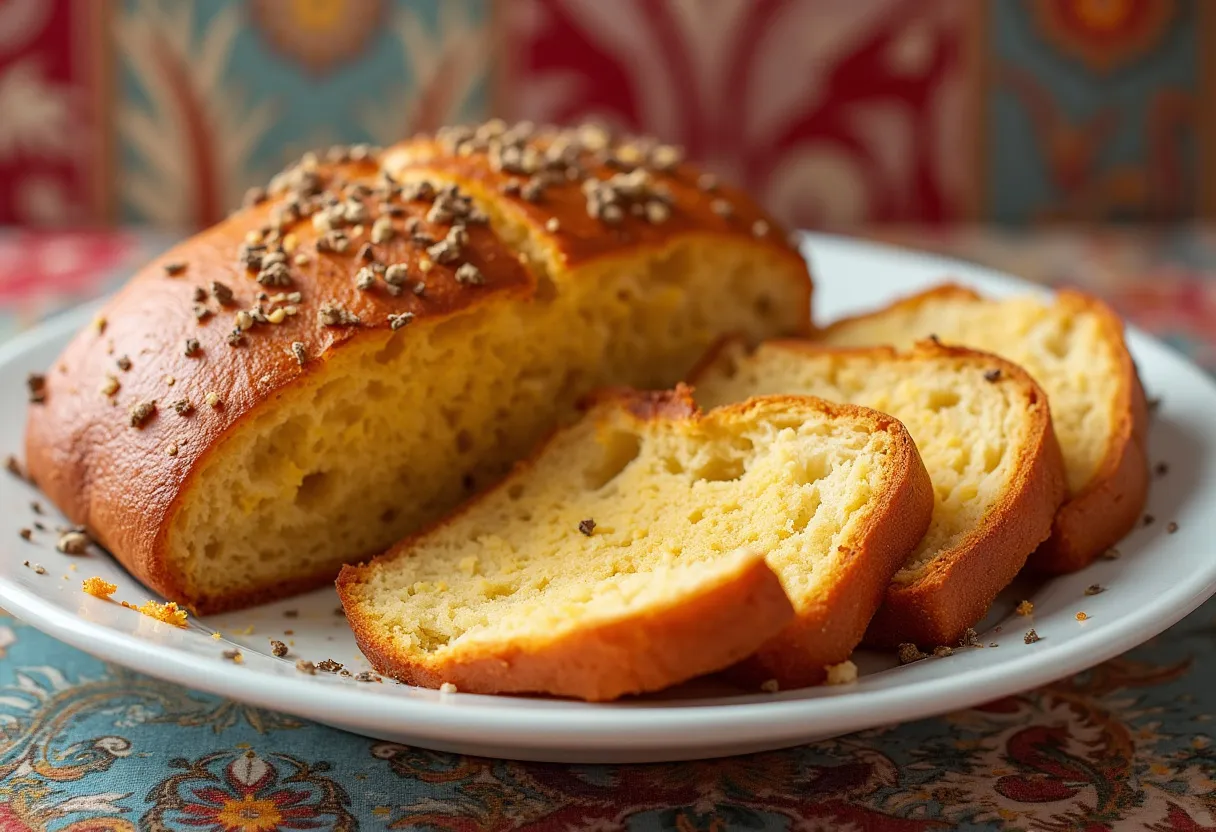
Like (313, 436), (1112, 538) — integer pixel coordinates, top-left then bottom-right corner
(0, 226), (1214, 829)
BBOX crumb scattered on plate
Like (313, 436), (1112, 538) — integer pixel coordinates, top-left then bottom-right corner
(120, 599), (188, 628)
(1016, 600), (1034, 616)
(81, 576), (117, 599)
(825, 660), (858, 685)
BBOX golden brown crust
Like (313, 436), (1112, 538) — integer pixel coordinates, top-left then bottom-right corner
(382, 130), (809, 295)
(1028, 290), (1149, 572)
(23, 159), (534, 612)
(820, 283), (1149, 574)
(24, 124), (813, 613)
(863, 345), (1067, 646)
(691, 336), (1068, 650)
(718, 395), (935, 688)
(341, 549), (795, 701)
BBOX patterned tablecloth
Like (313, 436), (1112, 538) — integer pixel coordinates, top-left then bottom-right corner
(1, 227), (1214, 831)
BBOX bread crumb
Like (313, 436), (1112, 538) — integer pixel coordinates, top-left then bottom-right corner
(932, 646), (954, 658)
(137, 600), (189, 628)
(1102, 547), (1121, 560)
(211, 632), (222, 640)
(1084, 584), (1104, 596)
(1075, 611), (1088, 621)
(439, 682), (458, 694)
(56, 531), (91, 555)
(270, 639), (288, 657)
(1167, 521), (1178, 534)
(223, 649), (243, 663)
(355, 671), (381, 683)
(897, 643), (927, 664)
(759, 679), (780, 693)
(1016, 600), (1034, 616)
(825, 660), (858, 685)
(82, 577), (117, 599)
(295, 659), (317, 674)
(1024, 629), (1040, 644)
(958, 628), (982, 648)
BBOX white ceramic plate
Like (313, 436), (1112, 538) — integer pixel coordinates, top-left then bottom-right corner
(2, 232), (1214, 763)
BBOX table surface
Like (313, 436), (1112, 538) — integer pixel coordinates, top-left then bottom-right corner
(1, 227), (1214, 831)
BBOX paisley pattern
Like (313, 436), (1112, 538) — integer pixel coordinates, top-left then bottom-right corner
(0, 602), (1211, 830)
(1, 0), (1215, 228)
(0, 225), (1215, 830)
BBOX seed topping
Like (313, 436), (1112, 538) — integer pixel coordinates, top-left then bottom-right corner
(578, 518), (596, 536)
(129, 400), (156, 428)
(56, 531), (91, 554)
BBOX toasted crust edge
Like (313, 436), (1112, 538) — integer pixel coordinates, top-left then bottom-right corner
(692, 336), (1068, 649)
(341, 548), (794, 701)
(337, 387), (804, 700)
(820, 283), (1149, 573)
(720, 395), (935, 688)
(1029, 289), (1149, 572)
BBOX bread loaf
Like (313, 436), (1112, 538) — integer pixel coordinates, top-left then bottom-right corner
(338, 388), (933, 697)
(819, 285), (1148, 572)
(23, 122), (812, 613)
(693, 338), (1066, 646)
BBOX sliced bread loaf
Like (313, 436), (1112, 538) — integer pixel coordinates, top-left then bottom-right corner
(337, 387), (933, 698)
(692, 338), (1067, 647)
(818, 285), (1148, 572)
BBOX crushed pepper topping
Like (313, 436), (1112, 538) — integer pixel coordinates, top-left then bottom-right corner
(56, 531), (90, 554)
(1143, 514), (1155, 527)
(318, 303), (360, 327)
(384, 263), (409, 286)
(291, 342), (307, 366)
(257, 263), (292, 287)
(116, 355), (132, 371)
(355, 266), (377, 290)
(1155, 461), (1169, 477)
(388, 312), (415, 330)
(454, 263), (484, 286)
(172, 398), (194, 415)
(211, 281), (235, 306)
(163, 261), (187, 276)
(100, 374), (120, 397)
(578, 518), (596, 536)
(184, 338), (201, 357)
(226, 330), (246, 347)
(129, 400), (156, 428)
(984, 368), (1002, 382)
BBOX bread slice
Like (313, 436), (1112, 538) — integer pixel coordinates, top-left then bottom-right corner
(338, 387), (933, 697)
(818, 285), (1148, 573)
(25, 121), (811, 613)
(692, 338), (1067, 647)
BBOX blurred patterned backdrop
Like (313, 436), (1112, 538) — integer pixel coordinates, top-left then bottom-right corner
(0, 0), (1213, 230)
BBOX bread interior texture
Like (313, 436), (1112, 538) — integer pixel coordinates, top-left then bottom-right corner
(169, 237), (806, 607)
(821, 295), (1115, 495)
(695, 345), (1036, 583)
(348, 399), (896, 657)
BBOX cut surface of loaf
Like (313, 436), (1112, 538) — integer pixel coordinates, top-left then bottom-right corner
(24, 122), (811, 613)
(338, 388), (933, 697)
(693, 339), (1067, 646)
(818, 285), (1148, 572)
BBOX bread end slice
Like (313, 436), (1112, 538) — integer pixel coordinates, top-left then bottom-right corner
(820, 283), (1147, 574)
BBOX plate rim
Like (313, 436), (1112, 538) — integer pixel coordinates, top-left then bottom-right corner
(3, 231), (1215, 756)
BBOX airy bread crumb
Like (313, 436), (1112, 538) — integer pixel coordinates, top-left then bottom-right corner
(439, 682), (457, 694)
(81, 576), (117, 599)
(1016, 600), (1034, 616)
(120, 599), (188, 628)
(825, 660), (858, 685)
